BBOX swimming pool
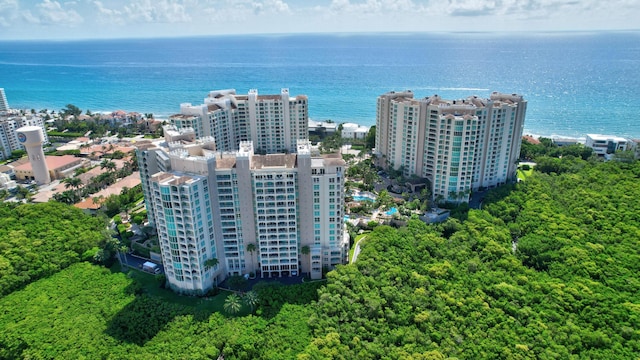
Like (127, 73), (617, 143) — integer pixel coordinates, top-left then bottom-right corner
(352, 195), (375, 202)
(351, 191), (377, 202)
(385, 207), (398, 216)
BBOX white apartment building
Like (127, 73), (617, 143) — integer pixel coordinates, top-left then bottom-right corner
(585, 134), (630, 156)
(169, 88), (308, 154)
(0, 113), (49, 160)
(136, 131), (347, 294)
(341, 122), (370, 140)
(0, 88), (8, 112)
(375, 91), (527, 202)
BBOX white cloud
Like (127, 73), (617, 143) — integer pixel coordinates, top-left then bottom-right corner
(0, 0), (19, 27)
(253, 0), (291, 14)
(199, 0), (292, 27)
(444, 0), (593, 17)
(19, 0), (84, 25)
(0, 0), (639, 39)
(94, 1), (123, 20)
(121, 0), (193, 23)
(326, 0), (419, 14)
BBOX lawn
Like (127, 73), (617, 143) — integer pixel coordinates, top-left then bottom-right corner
(116, 265), (252, 316)
(517, 167), (534, 181)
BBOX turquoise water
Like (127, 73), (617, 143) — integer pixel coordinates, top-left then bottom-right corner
(386, 207), (398, 216)
(1, 32), (639, 138)
(352, 195), (376, 202)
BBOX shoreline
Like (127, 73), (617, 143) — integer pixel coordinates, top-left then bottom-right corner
(523, 133), (586, 143)
(4, 106), (636, 141)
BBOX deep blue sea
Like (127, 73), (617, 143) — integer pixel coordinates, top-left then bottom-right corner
(1, 32), (639, 139)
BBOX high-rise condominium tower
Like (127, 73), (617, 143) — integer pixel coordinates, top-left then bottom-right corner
(0, 112), (49, 160)
(0, 88), (8, 112)
(375, 91), (527, 202)
(169, 89), (308, 153)
(136, 128), (347, 294)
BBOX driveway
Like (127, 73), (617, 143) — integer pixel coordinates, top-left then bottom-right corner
(469, 189), (487, 210)
(122, 253), (164, 274)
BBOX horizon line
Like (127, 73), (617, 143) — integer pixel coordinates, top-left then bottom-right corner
(1, 29), (640, 43)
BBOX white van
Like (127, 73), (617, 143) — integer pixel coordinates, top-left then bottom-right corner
(142, 261), (161, 274)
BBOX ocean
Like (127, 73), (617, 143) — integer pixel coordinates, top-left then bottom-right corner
(1, 32), (639, 139)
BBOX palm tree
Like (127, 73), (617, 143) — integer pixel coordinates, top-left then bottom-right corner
(301, 245), (310, 278)
(223, 293), (243, 315)
(246, 243), (256, 273)
(100, 159), (116, 172)
(92, 195), (104, 207)
(434, 194), (444, 207)
(204, 257), (219, 271)
(119, 245), (129, 268)
(448, 190), (458, 203)
(62, 177), (82, 190)
(114, 244), (124, 269)
(243, 290), (259, 312)
(15, 186), (30, 201)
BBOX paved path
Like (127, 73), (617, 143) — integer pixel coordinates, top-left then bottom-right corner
(351, 236), (367, 264)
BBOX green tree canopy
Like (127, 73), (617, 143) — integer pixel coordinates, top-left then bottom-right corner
(0, 202), (110, 296)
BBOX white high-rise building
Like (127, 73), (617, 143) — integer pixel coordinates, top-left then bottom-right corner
(0, 88), (8, 112)
(375, 91), (527, 202)
(136, 131), (347, 294)
(0, 113), (49, 160)
(169, 89), (308, 154)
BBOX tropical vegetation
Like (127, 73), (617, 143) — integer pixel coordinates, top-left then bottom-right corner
(0, 156), (638, 359)
(0, 202), (111, 296)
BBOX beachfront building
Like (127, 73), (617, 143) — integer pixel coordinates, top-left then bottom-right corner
(0, 88), (8, 113)
(341, 122), (370, 140)
(136, 133), (347, 294)
(375, 91), (527, 203)
(169, 89), (308, 154)
(585, 134), (630, 157)
(0, 112), (49, 160)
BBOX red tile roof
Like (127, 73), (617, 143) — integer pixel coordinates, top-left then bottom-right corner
(14, 155), (80, 171)
(522, 135), (541, 145)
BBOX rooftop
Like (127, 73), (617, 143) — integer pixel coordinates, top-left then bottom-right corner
(587, 134), (628, 142)
(14, 155), (80, 171)
(74, 197), (102, 210)
(215, 156), (238, 169)
(251, 154), (297, 169)
(523, 135), (541, 145)
(90, 173), (141, 199)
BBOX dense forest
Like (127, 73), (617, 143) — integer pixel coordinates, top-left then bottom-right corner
(0, 159), (638, 359)
(0, 263), (320, 359)
(0, 202), (111, 296)
(301, 159), (640, 358)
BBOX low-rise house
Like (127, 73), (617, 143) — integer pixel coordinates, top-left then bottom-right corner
(341, 123), (370, 140)
(14, 155), (88, 181)
(585, 134), (629, 156)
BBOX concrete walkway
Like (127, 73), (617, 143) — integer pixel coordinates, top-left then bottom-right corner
(351, 236), (367, 264)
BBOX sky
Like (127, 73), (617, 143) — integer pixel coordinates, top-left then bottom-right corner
(0, 0), (638, 40)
